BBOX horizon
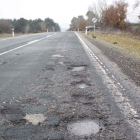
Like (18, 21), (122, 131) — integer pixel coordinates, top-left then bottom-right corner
(0, 0), (139, 30)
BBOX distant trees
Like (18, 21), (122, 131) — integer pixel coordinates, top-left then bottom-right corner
(70, 16), (86, 31)
(86, 11), (95, 26)
(0, 18), (61, 34)
(0, 20), (12, 33)
(69, 0), (128, 31)
(13, 18), (27, 33)
(88, 0), (107, 25)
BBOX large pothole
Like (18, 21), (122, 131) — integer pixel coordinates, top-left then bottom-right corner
(67, 120), (99, 136)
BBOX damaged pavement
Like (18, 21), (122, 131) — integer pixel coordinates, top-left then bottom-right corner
(0, 32), (139, 140)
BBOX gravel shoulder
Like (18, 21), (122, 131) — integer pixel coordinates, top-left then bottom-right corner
(81, 33), (140, 86)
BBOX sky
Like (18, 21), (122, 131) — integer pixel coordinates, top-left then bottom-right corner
(0, 0), (139, 30)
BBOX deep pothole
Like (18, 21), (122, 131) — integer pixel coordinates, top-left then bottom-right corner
(67, 120), (100, 136)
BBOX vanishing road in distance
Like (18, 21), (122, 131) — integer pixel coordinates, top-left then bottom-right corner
(0, 32), (140, 140)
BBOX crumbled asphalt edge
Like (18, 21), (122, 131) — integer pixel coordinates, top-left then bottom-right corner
(0, 34), (137, 140)
(81, 33), (140, 86)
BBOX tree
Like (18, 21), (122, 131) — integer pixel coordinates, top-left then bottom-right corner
(24, 24), (30, 33)
(86, 11), (95, 26)
(88, 0), (107, 25)
(78, 16), (86, 30)
(13, 18), (27, 33)
(70, 16), (86, 31)
(134, 1), (140, 19)
(70, 17), (78, 31)
(44, 18), (55, 32)
(39, 22), (47, 32)
(54, 23), (61, 32)
(0, 18), (60, 33)
(102, 0), (128, 29)
(0, 20), (12, 33)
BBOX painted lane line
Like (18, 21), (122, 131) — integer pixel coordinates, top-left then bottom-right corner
(0, 33), (57, 56)
(75, 32), (140, 139)
(27, 40), (39, 44)
(0, 44), (29, 56)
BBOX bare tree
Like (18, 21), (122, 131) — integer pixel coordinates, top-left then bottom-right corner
(102, 0), (128, 29)
(134, 1), (140, 19)
(88, 0), (107, 24)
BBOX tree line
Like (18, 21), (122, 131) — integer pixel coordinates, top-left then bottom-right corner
(70, 0), (140, 31)
(0, 18), (61, 34)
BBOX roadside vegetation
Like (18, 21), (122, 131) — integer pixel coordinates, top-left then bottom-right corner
(0, 33), (32, 39)
(69, 0), (140, 60)
(0, 18), (61, 38)
(87, 30), (140, 60)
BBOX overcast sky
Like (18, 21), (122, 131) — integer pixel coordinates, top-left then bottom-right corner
(0, 0), (139, 29)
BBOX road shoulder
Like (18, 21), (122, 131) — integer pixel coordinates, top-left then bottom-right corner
(80, 32), (140, 86)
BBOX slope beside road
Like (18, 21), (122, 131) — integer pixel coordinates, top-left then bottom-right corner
(0, 32), (139, 140)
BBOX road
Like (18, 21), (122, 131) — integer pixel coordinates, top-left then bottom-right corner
(0, 32), (140, 140)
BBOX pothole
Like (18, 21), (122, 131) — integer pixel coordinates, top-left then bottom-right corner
(59, 62), (64, 65)
(71, 81), (89, 89)
(24, 114), (46, 125)
(72, 67), (85, 72)
(77, 83), (88, 89)
(52, 54), (64, 58)
(67, 120), (99, 136)
(43, 65), (55, 71)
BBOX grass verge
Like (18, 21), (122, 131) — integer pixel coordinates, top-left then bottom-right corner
(87, 31), (140, 60)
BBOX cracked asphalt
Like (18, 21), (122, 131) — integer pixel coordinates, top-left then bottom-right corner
(0, 32), (140, 140)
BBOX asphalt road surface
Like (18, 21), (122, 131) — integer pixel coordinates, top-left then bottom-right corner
(0, 32), (140, 140)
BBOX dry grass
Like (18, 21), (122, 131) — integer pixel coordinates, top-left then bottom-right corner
(87, 31), (140, 60)
(0, 33), (31, 40)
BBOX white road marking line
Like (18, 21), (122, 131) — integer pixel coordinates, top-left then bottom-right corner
(75, 32), (140, 139)
(0, 33), (57, 56)
(27, 40), (39, 44)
